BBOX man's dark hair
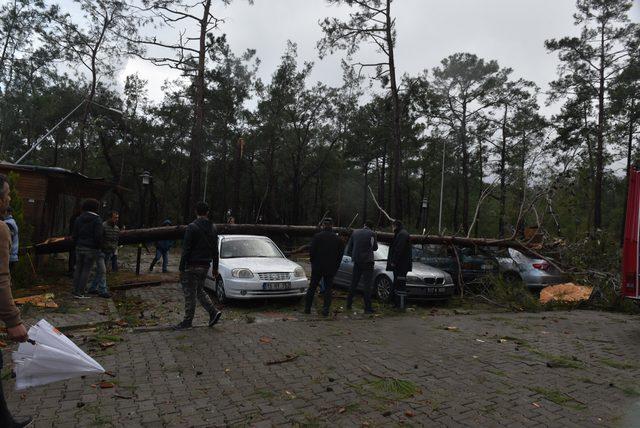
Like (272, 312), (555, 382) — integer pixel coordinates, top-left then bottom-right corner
(393, 219), (403, 228)
(5, 206), (12, 214)
(108, 210), (119, 218)
(322, 217), (333, 228)
(0, 173), (6, 197)
(196, 201), (209, 216)
(364, 220), (374, 229)
(81, 198), (100, 213)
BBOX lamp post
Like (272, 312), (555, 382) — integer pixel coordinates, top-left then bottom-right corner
(136, 171), (152, 275)
(421, 198), (428, 234)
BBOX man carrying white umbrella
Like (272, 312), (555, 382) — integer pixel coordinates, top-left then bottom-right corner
(0, 174), (32, 427)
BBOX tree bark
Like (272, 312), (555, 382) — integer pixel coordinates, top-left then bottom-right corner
(594, 21), (606, 231)
(499, 106), (508, 238)
(187, 0), (212, 216)
(385, 0), (402, 220)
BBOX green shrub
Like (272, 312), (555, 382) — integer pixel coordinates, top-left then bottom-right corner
(6, 172), (34, 288)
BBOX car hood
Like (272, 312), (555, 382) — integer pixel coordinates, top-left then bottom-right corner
(373, 261), (449, 279)
(220, 257), (300, 273)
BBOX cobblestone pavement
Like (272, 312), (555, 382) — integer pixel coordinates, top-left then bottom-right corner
(4, 308), (640, 427)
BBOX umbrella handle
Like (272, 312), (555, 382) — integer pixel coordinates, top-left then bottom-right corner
(27, 339), (36, 346)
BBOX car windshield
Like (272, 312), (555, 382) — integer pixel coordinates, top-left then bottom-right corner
(220, 239), (283, 259)
(374, 245), (389, 261)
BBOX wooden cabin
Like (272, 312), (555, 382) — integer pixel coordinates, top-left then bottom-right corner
(0, 163), (120, 242)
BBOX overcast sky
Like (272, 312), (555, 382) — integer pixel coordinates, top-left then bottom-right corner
(118, 0), (640, 111)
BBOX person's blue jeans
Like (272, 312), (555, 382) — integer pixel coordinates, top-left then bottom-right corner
(150, 248), (169, 272)
(88, 252), (109, 295)
(72, 247), (100, 295)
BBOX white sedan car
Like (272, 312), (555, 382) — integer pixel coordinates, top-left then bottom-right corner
(205, 235), (308, 302)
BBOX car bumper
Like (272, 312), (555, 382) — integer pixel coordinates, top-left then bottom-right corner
(522, 273), (569, 289)
(223, 277), (308, 299)
(405, 282), (455, 299)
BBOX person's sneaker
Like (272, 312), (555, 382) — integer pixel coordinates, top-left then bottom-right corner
(209, 311), (222, 327)
(87, 289), (98, 295)
(12, 416), (34, 427)
(173, 320), (192, 330)
(72, 293), (89, 299)
(98, 292), (112, 299)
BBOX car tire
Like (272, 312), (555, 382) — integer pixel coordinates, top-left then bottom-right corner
(215, 277), (227, 304)
(375, 275), (393, 303)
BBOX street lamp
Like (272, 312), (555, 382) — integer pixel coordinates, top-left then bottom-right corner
(421, 198), (428, 234)
(136, 171), (152, 275)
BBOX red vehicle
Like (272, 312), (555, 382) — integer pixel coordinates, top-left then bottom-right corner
(622, 165), (640, 300)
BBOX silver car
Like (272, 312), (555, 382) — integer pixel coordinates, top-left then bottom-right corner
(493, 247), (568, 289)
(333, 243), (455, 301)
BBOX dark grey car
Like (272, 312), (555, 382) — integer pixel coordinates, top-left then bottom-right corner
(333, 243), (455, 301)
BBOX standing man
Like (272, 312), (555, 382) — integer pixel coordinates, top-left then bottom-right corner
(4, 207), (18, 271)
(304, 218), (344, 316)
(149, 219), (173, 273)
(176, 202), (222, 329)
(346, 220), (378, 314)
(387, 220), (412, 309)
(71, 199), (103, 299)
(102, 211), (120, 272)
(87, 210), (119, 298)
(0, 174), (32, 427)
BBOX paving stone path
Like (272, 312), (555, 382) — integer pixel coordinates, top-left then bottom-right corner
(3, 308), (640, 427)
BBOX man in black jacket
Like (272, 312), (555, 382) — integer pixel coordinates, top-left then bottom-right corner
(304, 218), (344, 316)
(176, 202), (222, 329)
(346, 220), (378, 314)
(387, 220), (412, 309)
(71, 199), (103, 299)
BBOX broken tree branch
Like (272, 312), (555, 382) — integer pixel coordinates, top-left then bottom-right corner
(368, 185), (395, 223)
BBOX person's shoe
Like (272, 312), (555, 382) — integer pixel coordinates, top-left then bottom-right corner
(162, 270), (168, 273)
(12, 416), (34, 427)
(364, 309), (376, 315)
(303, 309), (311, 314)
(209, 311), (222, 327)
(72, 293), (89, 299)
(321, 311), (329, 317)
(98, 292), (112, 299)
(173, 320), (192, 330)
(87, 289), (98, 295)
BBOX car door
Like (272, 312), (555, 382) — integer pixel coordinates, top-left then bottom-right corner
(334, 238), (355, 286)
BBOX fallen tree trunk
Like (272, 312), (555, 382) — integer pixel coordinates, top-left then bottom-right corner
(33, 223), (546, 260)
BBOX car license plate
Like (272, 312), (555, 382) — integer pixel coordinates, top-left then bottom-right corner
(262, 282), (291, 290)
(426, 287), (446, 294)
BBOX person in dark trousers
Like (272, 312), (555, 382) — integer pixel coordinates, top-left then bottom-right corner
(176, 202), (222, 329)
(71, 199), (103, 299)
(0, 174), (32, 427)
(102, 210), (120, 272)
(346, 220), (378, 314)
(304, 218), (344, 316)
(4, 207), (18, 271)
(387, 220), (413, 309)
(150, 219), (174, 273)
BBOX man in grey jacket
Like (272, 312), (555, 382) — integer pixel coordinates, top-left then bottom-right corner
(346, 220), (378, 314)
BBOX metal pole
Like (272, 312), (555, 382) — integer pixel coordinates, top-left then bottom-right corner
(438, 140), (446, 234)
(15, 100), (86, 164)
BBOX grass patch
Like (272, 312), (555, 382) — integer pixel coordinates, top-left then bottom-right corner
(487, 369), (506, 377)
(366, 378), (420, 400)
(545, 355), (585, 369)
(620, 385), (640, 397)
(530, 387), (586, 410)
(599, 358), (638, 370)
(255, 389), (274, 399)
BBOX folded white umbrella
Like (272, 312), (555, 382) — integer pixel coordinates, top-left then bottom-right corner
(12, 319), (105, 390)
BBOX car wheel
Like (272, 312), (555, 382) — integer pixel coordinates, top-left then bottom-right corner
(375, 275), (393, 303)
(215, 277), (227, 304)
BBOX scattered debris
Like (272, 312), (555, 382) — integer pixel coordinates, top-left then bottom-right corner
(445, 326), (459, 331)
(98, 381), (115, 389)
(265, 354), (299, 366)
(338, 407), (346, 414)
(382, 410), (392, 417)
(99, 342), (116, 350)
(259, 336), (272, 344)
(405, 410), (415, 417)
(539, 283), (593, 304)
(14, 293), (58, 309)
(114, 394), (133, 400)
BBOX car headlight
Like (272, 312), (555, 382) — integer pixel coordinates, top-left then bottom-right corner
(406, 275), (422, 284)
(293, 267), (306, 278)
(232, 268), (254, 278)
